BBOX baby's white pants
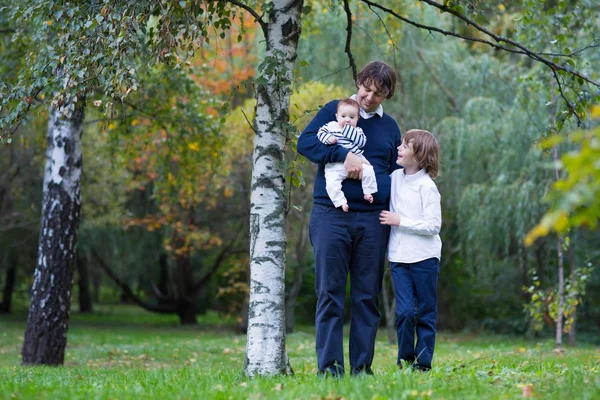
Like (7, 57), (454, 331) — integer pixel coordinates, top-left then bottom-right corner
(324, 160), (377, 208)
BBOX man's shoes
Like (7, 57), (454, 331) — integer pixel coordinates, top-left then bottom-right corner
(317, 363), (345, 378)
(352, 366), (374, 376)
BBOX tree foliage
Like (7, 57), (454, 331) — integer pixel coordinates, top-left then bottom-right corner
(526, 113), (600, 243)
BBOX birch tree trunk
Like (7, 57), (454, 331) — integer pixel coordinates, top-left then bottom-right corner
(21, 99), (85, 365)
(244, 0), (303, 377)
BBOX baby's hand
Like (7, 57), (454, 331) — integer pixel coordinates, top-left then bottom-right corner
(328, 137), (338, 144)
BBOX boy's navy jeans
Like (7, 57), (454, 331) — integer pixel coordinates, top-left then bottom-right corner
(391, 258), (440, 370)
(309, 204), (390, 376)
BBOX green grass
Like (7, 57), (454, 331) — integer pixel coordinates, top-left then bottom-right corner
(1, 306), (599, 399)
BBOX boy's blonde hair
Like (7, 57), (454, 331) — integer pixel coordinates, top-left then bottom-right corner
(403, 129), (440, 178)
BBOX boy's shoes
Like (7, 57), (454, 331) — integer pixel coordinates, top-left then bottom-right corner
(412, 365), (431, 372)
(352, 366), (374, 376)
(398, 362), (431, 372)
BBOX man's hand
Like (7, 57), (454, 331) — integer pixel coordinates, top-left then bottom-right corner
(379, 211), (400, 226)
(344, 152), (363, 179)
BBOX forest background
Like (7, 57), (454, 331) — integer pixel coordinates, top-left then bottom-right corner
(1, 0), (599, 370)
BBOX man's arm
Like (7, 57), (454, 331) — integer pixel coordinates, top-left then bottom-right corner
(297, 101), (350, 164)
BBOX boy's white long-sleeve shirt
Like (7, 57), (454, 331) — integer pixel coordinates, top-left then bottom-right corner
(388, 168), (442, 263)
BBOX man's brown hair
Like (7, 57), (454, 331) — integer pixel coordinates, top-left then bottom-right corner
(356, 60), (397, 99)
(403, 129), (440, 178)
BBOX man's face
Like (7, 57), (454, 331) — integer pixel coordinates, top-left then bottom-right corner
(335, 104), (359, 128)
(356, 81), (387, 112)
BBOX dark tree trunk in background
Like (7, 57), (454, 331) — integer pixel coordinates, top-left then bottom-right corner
(0, 262), (17, 314)
(237, 265), (250, 334)
(21, 99), (85, 365)
(175, 251), (197, 325)
(382, 270), (396, 345)
(91, 267), (101, 304)
(158, 253), (169, 296)
(176, 299), (197, 325)
(77, 254), (93, 313)
(286, 209), (309, 333)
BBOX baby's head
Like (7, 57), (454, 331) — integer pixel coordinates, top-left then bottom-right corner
(336, 98), (360, 128)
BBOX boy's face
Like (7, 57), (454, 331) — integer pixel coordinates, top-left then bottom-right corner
(356, 81), (386, 112)
(336, 104), (359, 128)
(397, 139), (419, 169)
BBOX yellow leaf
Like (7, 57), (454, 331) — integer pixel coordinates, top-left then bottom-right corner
(519, 347), (527, 353)
(131, 119), (140, 127)
(188, 142), (200, 151)
(591, 104), (600, 119)
(45, 20), (53, 26)
(554, 211), (569, 232)
(524, 224), (549, 246)
(498, 4), (506, 11)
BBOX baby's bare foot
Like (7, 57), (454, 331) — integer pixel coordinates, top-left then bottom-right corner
(342, 204), (349, 212)
(364, 194), (373, 203)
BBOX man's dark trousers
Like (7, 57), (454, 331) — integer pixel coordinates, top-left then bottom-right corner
(309, 204), (390, 376)
(391, 257), (440, 370)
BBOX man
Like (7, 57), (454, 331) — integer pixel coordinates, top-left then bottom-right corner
(297, 60), (401, 376)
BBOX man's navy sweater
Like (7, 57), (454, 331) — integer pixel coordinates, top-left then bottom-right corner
(298, 99), (402, 211)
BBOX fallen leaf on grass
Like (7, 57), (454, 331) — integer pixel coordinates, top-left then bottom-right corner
(517, 383), (534, 398)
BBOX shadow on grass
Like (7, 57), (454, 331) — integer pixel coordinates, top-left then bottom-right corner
(0, 304), (239, 334)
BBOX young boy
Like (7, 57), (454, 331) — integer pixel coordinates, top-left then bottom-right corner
(379, 129), (442, 372)
(317, 98), (377, 212)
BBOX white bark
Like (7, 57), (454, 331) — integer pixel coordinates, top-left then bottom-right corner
(22, 99), (84, 365)
(244, 0), (303, 377)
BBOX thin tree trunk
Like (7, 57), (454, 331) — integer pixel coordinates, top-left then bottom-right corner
(555, 236), (564, 350)
(552, 146), (564, 351)
(244, 0), (303, 377)
(22, 99), (85, 365)
(77, 254), (93, 313)
(567, 238), (576, 346)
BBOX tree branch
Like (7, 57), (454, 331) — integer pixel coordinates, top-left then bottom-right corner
(190, 243), (240, 294)
(417, 0), (600, 87)
(359, 0), (600, 88)
(342, 0), (357, 81)
(224, 0), (267, 36)
(91, 248), (177, 313)
(551, 68), (583, 127)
